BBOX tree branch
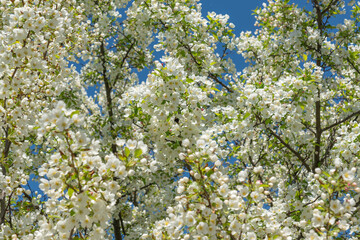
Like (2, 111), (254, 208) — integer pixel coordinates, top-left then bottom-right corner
(113, 213), (123, 240)
(322, 110), (360, 133)
(267, 128), (311, 172)
(321, 0), (341, 15)
(311, 0), (323, 172)
(100, 40), (126, 240)
(0, 125), (11, 226)
(346, 57), (360, 76)
(208, 73), (233, 93)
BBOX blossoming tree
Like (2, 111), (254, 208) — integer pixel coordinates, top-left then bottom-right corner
(1, 0), (360, 239)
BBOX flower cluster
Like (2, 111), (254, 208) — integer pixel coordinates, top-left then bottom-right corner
(2, 0), (360, 239)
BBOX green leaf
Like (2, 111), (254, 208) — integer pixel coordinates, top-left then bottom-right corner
(134, 149), (142, 158)
(88, 194), (97, 201)
(70, 110), (80, 118)
(124, 147), (130, 157)
(243, 112), (251, 119)
(322, 171), (330, 178)
(206, 169), (214, 177)
(186, 78), (194, 83)
(68, 188), (74, 198)
(303, 54), (307, 61)
(70, 209), (75, 216)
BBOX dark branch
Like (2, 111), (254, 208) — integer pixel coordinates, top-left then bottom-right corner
(267, 128), (311, 172)
(322, 110), (360, 133)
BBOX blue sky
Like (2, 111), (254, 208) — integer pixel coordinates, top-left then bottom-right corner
(201, 0), (264, 34)
(202, 0), (351, 35)
(200, 0), (265, 74)
(200, 0), (351, 73)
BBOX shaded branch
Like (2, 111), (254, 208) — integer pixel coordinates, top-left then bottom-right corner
(267, 128), (311, 172)
(0, 125), (11, 226)
(346, 57), (360, 77)
(208, 73), (233, 93)
(322, 110), (360, 133)
(321, 0), (341, 15)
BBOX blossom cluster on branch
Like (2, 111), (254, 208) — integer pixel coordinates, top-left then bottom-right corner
(1, 0), (360, 239)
